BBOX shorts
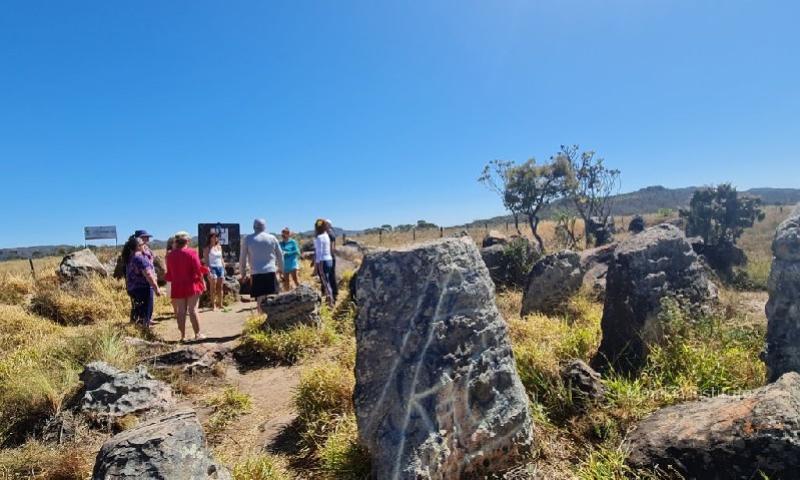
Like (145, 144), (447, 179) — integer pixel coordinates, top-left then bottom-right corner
(251, 272), (278, 297)
(209, 266), (225, 278)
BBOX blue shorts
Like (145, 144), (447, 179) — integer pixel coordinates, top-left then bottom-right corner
(209, 266), (225, 278)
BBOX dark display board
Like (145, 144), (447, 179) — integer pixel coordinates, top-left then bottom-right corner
(197, 223), (241, 264)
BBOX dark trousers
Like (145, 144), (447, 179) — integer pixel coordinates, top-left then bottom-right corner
(129, 286), (154, 326)
(330, 257), (338, 301)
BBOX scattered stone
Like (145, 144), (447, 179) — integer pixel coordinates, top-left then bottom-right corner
(58, 249), (108, 280)
(560, 359), (605, 410)
(628, 215), (645, 233)
(91, 409), (231, 479)
(145, 344), (230, 374)
(77, 362), (173, 420)
(593, 224), (717, 374)
(521, 250), (583, 316)
(625, 372), (800, 479)
(354, 238), (534, 480)
(41, 411), (83, 444)
(765, 204), (800, 382)
(482, 229), (508, 248)
(260, 284), (321, 330)
(343, 239), (364, 250)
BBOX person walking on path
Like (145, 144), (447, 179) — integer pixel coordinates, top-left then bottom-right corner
(240, 218), (284, 312)
(122, 236), (162, 328)
(165, 231), (207, 342)
(314, 219), (336, 306)
(323, 219), (339, 301)
(203, 231), (225, 310)
(279, 227), (301, 290)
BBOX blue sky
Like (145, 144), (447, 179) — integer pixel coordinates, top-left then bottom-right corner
(1, 1), (798, 248)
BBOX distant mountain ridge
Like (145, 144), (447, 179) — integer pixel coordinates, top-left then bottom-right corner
(2, 186), (798, 260)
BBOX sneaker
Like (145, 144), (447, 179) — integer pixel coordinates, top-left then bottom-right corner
(195, 333), (207, 341)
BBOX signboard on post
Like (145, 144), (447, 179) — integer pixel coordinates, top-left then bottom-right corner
(84, 226), (118, 245)
(198, 223), (241, 265)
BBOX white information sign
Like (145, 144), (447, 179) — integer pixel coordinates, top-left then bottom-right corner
(84, 226), (117, 241)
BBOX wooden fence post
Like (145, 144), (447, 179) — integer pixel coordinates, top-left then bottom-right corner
(440, 227), (443, 238)
(413, 228), (416, 241)
(379, 230), (383, 244)
(29, 258), (36, 281)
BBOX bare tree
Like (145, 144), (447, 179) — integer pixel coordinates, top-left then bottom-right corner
(557, 145), (621, 246)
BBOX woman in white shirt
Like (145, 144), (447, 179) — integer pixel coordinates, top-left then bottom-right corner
(203, 232), (225, 310)
(314, 219), (335, 306)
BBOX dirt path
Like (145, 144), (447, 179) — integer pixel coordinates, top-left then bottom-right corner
(153, 300), (302, 459)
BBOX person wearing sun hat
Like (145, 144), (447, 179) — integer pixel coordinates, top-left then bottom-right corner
(134, 229), (155, 262)
(165, 231), (208, 342)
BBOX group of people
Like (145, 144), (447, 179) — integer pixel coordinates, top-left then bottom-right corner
(119, 218), (339, 343)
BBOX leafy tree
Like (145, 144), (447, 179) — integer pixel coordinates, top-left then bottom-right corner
(480, 156), (574, 252)
(680, 183), (765, 274)
(557, 145), (621, 246)
(681, 184), (764, 246)
(416, 220), (438, 229)
(380, 224), (393, 231)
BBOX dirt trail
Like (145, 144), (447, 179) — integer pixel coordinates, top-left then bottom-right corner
(153, 300), (301, 456)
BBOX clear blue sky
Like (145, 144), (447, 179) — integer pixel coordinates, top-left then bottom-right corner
(1, 1), (798, 248)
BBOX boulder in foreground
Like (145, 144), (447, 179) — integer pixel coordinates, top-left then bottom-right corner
(626, 372), (800, 479)
(354, 237), (533, 479)
(92, 409), (231, 479)
(765, 204), (800, 382)
(520, 250), (582, 316)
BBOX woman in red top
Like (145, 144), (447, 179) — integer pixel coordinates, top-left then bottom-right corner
(165, 231), (207, 342)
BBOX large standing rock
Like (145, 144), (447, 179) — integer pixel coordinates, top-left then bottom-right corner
(260, 284), (321, 330)
(587, 216), (615, 246)
(521, 250), (583, 316)
(625, 372), (800, 479)
(78, 362), (173, 420)
(765, 204), (800, 382)
(628, 215), (646, 233)
(91, 409), (231, 479)
(58, 249), (108, 280)
(354, 238), (533, 480)
(593, 224), (717, 374)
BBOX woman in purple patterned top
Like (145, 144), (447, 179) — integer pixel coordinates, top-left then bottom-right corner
(122, 236), (162, 327)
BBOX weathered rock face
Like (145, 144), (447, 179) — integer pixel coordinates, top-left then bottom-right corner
(593, 224), (717, 374)
(560, 360), (605, 411)
(481, 230), (508, 248)
(579, 243), (617, 300)
(91, 409), (231, 480)
(78, 362), (173, 420)
(354, 238), (533, 480)
(765, 204), (800, 382)
(260, 284), (321, 330)
(628, 215), (645, 233)
(626, 372), (800, 479)
(587, 216), (615, 246)
(521, 250), (583, 316)
(335, 244), (363, 283)
(59, 249), (108, 280)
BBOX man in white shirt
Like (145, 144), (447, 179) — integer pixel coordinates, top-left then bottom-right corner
(240, 218), (284, 311)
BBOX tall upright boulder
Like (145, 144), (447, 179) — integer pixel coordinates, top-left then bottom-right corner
(593, 224), (717, 374)
(354, 238), (533, 480)
(765, 204), (800, 382)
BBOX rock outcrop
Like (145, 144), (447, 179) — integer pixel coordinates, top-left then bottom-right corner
(593, 224), (717, 374)
(521, 250), (583, 315)
(587, 216), (615, 246)
(58, 249), (108, 280)
(78, 362), (173, 420)
(146, 344), (230, 374)
(354, 238), (533, 480)
(579, 243), (617, 299)
(260, 284), (321, 330)
(91, 409), (231, 479)
(765, 204), (800, 382)
(626, 372), (800, 479)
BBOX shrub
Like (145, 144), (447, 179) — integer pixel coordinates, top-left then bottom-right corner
(317, 414), (371, 479)
(238, 316), (338, 366)
(232, 454), (293, 480)
(206, 386), (252, 436)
